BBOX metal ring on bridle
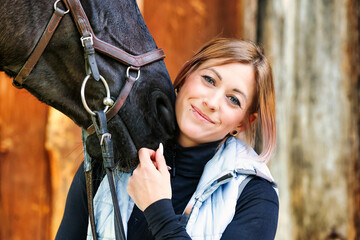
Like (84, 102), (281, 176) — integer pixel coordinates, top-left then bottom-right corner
(126, 66), (141, 80)
(54, 0), (70, 14)
(81, 75), (111, 116)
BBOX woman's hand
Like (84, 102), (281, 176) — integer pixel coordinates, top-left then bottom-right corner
(127, 143), (172, 211)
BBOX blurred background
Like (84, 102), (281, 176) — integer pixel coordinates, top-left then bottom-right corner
(0, 0), (359, 239)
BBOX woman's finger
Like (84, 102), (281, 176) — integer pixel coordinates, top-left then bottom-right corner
(155, 143), (169, 173)
(138, 147), (156, 168)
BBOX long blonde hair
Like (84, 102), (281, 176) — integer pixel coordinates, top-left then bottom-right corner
(173, 38), (276, 162)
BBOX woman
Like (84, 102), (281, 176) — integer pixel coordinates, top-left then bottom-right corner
(56, 38), (279, 240)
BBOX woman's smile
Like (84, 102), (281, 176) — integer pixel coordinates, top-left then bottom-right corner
(191, 105), (215, 124)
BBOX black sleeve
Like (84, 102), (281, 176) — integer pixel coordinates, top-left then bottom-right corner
(221, 177), (279, 240)
(144, 199), (191, 240)
(55, 162), (89, 240)
(144, 177), (279, 240)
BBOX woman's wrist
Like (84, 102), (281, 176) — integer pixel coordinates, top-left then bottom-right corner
(144, 199), (175, 235)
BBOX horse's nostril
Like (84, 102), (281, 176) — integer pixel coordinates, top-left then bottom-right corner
(150, 90), (176, 137)
(156, 99), (175, 134)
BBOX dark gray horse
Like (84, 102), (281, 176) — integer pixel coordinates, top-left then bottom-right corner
(0, 0), (176, 172)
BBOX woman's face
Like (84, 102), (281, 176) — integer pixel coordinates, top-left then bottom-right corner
(175, 59), (257, 147)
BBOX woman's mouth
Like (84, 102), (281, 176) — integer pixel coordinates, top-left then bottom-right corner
(191, 105), (215, 124)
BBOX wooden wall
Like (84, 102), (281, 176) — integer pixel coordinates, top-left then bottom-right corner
(0, 72), (51, 239)
(256, 0), (359, 239)
(46, 108), (82, 239)
(0, 73), (83, 239)
(143, 0), (255, 80)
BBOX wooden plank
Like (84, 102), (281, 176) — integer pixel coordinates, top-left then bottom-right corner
(143, 0), (243, 81)
(345, 1), (360, 239)
(257, 0), (359, 239)
(0, 72), (51, 240)
(46, 108), (83, 239)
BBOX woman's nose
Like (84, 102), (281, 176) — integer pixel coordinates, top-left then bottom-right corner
(203, 92), (221, 111)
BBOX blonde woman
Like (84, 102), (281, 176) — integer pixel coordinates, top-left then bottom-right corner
(57, 38), (279, 240)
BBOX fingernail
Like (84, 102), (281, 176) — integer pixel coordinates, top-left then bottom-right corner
(167, 166), (172, 171)
(159, 143), (164, 155)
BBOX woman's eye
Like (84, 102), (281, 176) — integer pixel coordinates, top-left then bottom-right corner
(228, 96), (241, 107)
(202, 75), (215, 85)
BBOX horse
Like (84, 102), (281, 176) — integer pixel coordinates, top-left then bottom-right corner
(0, 0), (176, 172)
(0, 0), (176, 238)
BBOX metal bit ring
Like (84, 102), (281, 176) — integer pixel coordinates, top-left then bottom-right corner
(81, 75), (111, 116)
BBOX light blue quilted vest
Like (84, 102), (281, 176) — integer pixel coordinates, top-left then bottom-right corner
(87, 137), (277, 240)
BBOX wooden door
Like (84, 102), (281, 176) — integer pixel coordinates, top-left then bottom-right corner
(0, 72), (51, 240)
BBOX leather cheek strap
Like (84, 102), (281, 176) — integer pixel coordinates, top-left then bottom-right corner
(13, 7), (67, 88)
(85, 74), (138, 135)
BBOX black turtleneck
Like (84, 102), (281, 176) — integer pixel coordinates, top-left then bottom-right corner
(56, 141), (279, 240)
(170, 141), (220, 214)
(127, 141), (221, 239)
(128, 141), (278, 240)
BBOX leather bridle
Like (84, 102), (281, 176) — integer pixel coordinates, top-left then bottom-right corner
(12, 1), (167, 239)
(13, 0), (165, 134)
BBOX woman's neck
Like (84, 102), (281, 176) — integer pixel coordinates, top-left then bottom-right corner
(177, 134), (222, 148)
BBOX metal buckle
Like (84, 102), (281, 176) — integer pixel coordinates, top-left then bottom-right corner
(54, 0), (70, 14)
(81, 34), (93, 47)
(100, 133), (112, 146)
(126, 66), (141, 81)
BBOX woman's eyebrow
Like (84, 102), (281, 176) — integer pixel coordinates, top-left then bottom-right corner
(233, 88), (248, 101)
(208, 68), (222, 80)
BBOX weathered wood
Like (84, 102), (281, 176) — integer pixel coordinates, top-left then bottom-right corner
(257, 0), (359, 239)
(239, 0), (258, 41)
(0, 72), (51, 240)
(46, 108), (82, 239)
(0, 73), (83, 239)
(346, 1), (360, 239)
(143, 0), (244, 80)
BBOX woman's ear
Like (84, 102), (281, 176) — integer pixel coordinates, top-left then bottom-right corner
(234, 113), (258, 133)
(249, 113), (258, 125)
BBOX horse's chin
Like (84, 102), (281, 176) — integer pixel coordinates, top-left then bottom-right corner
(85, 134), (138, 172)
(85, 116), (139, 173)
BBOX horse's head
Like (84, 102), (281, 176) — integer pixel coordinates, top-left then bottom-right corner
(0, 0), (176, 171)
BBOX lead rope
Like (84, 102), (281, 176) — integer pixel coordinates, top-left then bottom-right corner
(91, 111), (126, 240)
(83, 140), (97, 240)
